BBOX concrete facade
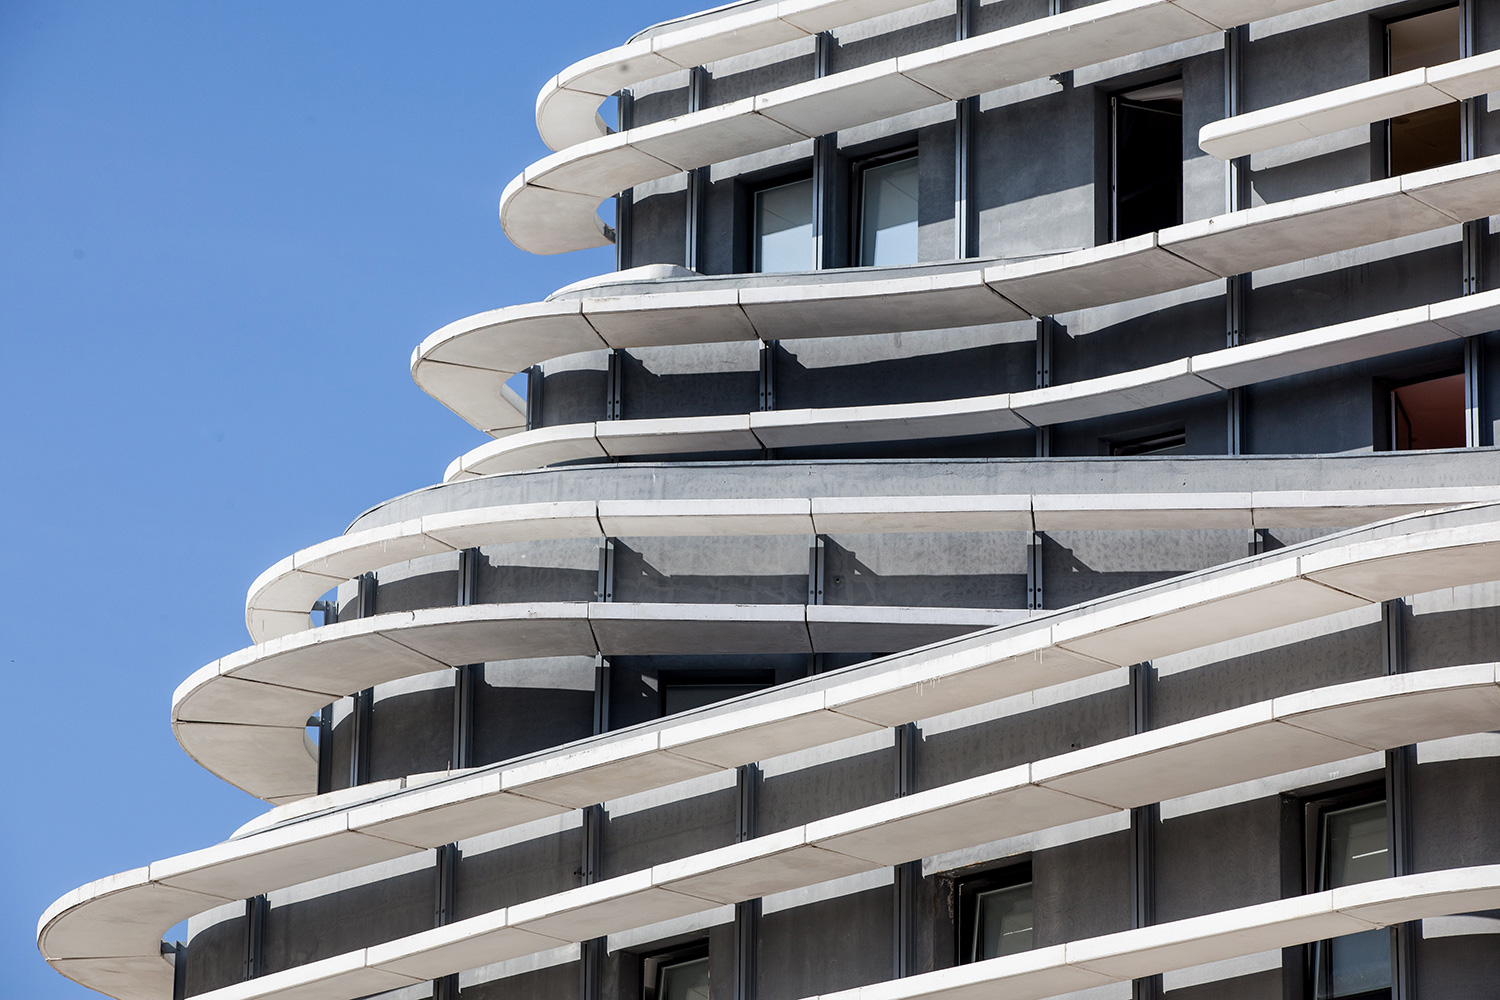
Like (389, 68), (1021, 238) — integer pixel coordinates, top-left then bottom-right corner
(39, 3), (1500, 1000)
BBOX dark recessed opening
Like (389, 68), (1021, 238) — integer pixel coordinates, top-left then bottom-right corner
(1111, 78), (1183, 241)
(1390, 371), (1464, 450)
(1387, 6), (1461, 175)
(658, 670), (777, 716)
(1109, 428), (1187, 456)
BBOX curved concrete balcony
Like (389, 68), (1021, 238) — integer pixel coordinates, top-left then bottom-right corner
(443, 289), (1500, 480)
(41, 663), (1500, 1000)
(426, 157), (1500, 438)
(189, 502), (1500, 800)
(1200, 49), (1500, 160)
(176, 602), (1023, 801)
(244, 483), (1500, 643)
(508, 0), (1319, 254)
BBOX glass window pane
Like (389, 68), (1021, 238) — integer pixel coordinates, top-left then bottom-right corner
(1321, 801), (1388, 889)
(754, 178), (814, 273)
(1314, 801), (1390, 999)
(658, 956), (710, 1000)
(970, 882), (1033, 961)
(859, 157), (919, 266)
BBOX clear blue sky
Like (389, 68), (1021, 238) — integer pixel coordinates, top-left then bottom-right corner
(1, 2), (687, 993)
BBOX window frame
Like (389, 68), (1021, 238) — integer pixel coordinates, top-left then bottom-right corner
(953, 859), (1034, 966)
(1382, 4), (1461, 178)
(1300, 783), (1392, 1000)
(851, 146), (920, 268)
(746, 169), (817, 274)
(1107, 75), (1184, 243)
(641, 942), (710, 1000)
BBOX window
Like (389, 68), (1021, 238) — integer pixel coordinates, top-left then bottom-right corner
(857, 153), (919, 266)
(1309, 795), (1391, 1000)
(1387, 7), (1460, 175)
(1390, 371), (1464, 450)
(1109, 429), (1186, 456)
(659, 671), (776, 716)
(643, 946), (709, 1000)
(1110, 78), (1183, 241)
(956, 864), (1034, 963)
(753, 177), (815, 273)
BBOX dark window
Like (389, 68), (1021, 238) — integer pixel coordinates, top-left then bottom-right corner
(856, 151), (919, 266)
(1390, 371), (1464, 450)
(956, 862), (1034, 963)
(1110, 78), (1183, 241)
(1109, 429), (1186, 456)
(1306, 791), (1391, 1000)
(659, 670), (776, 716)
(753, 176), (815, 273)
(643, 945), (710, 1000)
(1387, 6), (1461, 176)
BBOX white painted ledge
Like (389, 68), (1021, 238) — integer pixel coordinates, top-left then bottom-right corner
(41, 664), (1500, 1000)
(511, 0), (1321, 254)
(245, 482), (1500, 644)
(1200, 49), (1500, 160)
(441, 288), (1500, 481)
(426, 159), (1500, 437)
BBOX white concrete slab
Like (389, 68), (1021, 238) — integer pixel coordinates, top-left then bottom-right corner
(1033, 493), (1253, 530)
(421, 502), (602, 549)
(1191, 306), (1454, 389)
(849, 944), (1115, 1000)
(413, 361), (529, 436)
(1161, 176), (1455, 277)
(499, 180), (613, 256)
(377, 606), (598, 665)
(631, 99), (809, 170)
(455, 424), (607, 478)
(596, 414), (762, 457)
(1431, 286), (1500, 336)
(526, 134), (677, 200)
(662, 691), (884, 767)
(1299, 522), (1500, 602)
(807, 604), (1021, 653)
(39, 871), (233, 960)
(175, 723), (316, 800)
(1010, 361), (1218, 427)
(1428, 49), (1500, 101)
(48, 957), (174, 1000)
(348, 774), (569, 849)
(599, 498), (814, 537)
(1335, 866), (1500, 927)
(986, 236), (1219, 316)
(367, 910), (570, 981)
(809, 769), (1111, 866)
(660, 834), (877, 904)
(583, 287), (758, 346)
(756, 60), (946, 137)
(226, 626), (447, 694)
(739, 269), (1029, 339)
(200, 950), (422, 1000)
(504, 732), (722, 809)
(1402, 152), (1500, 224)
(173, 672), (330, 727)
(811, 495), (1031, 534)
(1276, 664), (1500, 752)
(589, 602), (812, 655)
(508, 871), (715, 941)
(750, 394), (1027, 449)
(418, 300), (607, 375)
(652, 10), (806, 69)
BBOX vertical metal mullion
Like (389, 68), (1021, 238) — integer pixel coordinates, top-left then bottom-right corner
(1224, 25), (1248, 457)
(242, 895), (266, 981)
(734, 759), (762, 1000)
(813, 31), (835, 270)
(1459, 0), (1486, 449)
(1026, 532), (1044, 612)
(605, 349), (623, 422)
(1382, 599), (1416, 999)
(350, 572), (376, 787)
(580, 804), (606, 1000)
(316, 704), (334, 795)
(1035, 318), (1053, 458)
(1129, 662), (1160, 1000)
(171, 942), (187, 1000)
(526, 365), (544, 431)
(453, 549), (478, 772)
(894, 723), (920, 979)
(615, 90), (634, 272)
(954, 0), (977, 260)
(686, 66), (708, 271)
(594, 538), (614, 736)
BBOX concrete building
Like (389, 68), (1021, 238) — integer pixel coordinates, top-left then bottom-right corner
(39, 2), (1500, 1000)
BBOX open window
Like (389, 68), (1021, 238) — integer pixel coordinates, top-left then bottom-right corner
(658, 670), (776, 716)
(1110, 78), (1183, 241)
(1389, 371), (1464, 450)
(956, 862), (1035, 964)
(1307, 792), (1391, 999)
(1387, 6), (1460, 176)
(643, 944), (710, 1000)
(856, 151), (919, 266)
(753, 176), (815, 273)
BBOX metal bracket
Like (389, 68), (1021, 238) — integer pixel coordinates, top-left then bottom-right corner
(808, 535), (827, 605)
(1025, 532), (1044, 611)
(241, 895), (267, 981)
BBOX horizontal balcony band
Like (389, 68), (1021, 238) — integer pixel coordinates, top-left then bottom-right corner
(512, 0), (1320, 254)
(247, 479), (1500, 645)
(426, 156), (1500, 435)
(41, 663), (1500, 1000)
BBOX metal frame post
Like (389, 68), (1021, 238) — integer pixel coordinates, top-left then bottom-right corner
(1026, 532), (1044, 611)
(686, 67), (709, 271)
(1381, 599), (1416, 998)
(614, 90), (634, 271)
(1129, 662), (1160, 1000)
(894, 723), (920, 978)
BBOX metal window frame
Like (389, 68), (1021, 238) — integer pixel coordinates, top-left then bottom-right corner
(642, 942), (712, 1000)
(952, 859), (1035, 966)
(851, 146), (920, 268)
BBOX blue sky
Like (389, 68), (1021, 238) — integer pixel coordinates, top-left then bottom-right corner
(1, 2), (687, 993)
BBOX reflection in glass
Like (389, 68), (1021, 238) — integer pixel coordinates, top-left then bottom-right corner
(969, 882), (1034, 962)
(859, 156), (919, 266)
(657, 956), (710, 1000)
(754, 178), (814, 273)
(1314, 801), (1391, 999)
